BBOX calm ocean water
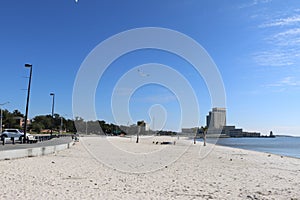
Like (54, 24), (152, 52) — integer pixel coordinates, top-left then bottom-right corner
(206, 136), (300, 159)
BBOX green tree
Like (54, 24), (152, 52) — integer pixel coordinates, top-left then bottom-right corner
(65, 119), (76, 132)
(32, 115), (52, 129)
(32, 122), (44, 133)
(0, 109), (24, 129)
(12, 109), (24, 118)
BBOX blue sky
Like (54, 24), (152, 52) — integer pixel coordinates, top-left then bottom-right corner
(0, 0), (300, 136)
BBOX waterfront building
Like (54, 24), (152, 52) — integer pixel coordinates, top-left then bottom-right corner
(206, 108), (226, 129)
(205, 108), (260, 137)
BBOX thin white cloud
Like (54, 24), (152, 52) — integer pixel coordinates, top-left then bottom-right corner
(255, 29), (300, 66)
(238, 0), (272, 9)
(253, 10), (300, 66)
(254, 0), (272, 4)
(277, 76), (300, 86)
(267, 28), (300, 46)
(260, 14), (300, 28)
(277, 28), (300, 37)
(253, 51), (294, 66)
(266, 76), (300, 88)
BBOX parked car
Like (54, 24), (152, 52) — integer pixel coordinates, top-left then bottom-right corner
(1, 128), (35, 142)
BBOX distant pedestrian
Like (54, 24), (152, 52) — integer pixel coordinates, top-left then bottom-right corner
(194, 127), (199, 144)
(203, 130), (206, 146)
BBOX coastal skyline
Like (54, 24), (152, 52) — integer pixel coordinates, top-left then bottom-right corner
(1, 1), (300, 136)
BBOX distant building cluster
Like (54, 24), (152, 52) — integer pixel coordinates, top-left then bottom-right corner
(181, 128), (198, 134)
(182, 107), (260, 137)
(206, 108), (260, 137)
(119, 120), (152, 135)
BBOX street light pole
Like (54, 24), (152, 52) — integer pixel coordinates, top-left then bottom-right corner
(60, 116), (63, 134)
(136, 126), (140, 143)
(23, 64), (32, 143)
(60, 114), (68, 134)
(50, 93), (55, 137)
(0, 102), (10, 133)
(85, 121), (87, 134)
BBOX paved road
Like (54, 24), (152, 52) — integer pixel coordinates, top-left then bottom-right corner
(0, 137), (73, 151)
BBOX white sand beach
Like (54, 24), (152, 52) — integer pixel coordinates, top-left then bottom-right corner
(0, 136), (299, 200)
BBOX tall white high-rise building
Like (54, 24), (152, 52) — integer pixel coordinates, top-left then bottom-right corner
(206, 108), (226, 129)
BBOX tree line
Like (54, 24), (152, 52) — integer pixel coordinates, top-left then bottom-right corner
(1, 109), (76, 133)
(1, 109), (131, 135)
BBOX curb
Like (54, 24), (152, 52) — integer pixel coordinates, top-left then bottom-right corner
(0, 140), (75, 160)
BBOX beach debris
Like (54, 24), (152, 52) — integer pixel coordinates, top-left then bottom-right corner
(153, 141), (173, 145)
(161, 141), (172, 145)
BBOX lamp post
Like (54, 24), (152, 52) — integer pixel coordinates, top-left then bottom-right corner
(23, 64), (32, 143)
(60, 114), (68, 134)
(136, 126), (140, 143)
(85, 121), (87, 134)
(60, 116), (63, 134)
(50, 93), (55, 136)
(0, 101), (10, 133)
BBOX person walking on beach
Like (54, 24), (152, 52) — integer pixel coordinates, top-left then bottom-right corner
(203, 130), (206, 146)
(194, 127), (199, 144)
(201, 126), (207, 146)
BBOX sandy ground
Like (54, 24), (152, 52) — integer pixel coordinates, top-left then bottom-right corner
(0, 136), (299, 200)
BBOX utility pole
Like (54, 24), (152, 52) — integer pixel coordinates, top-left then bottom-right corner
(50, 93), (55, 137)
(24, 64), (32, 143)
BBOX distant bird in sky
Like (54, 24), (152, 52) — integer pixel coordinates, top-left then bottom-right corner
(138, 68), (150, 77)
